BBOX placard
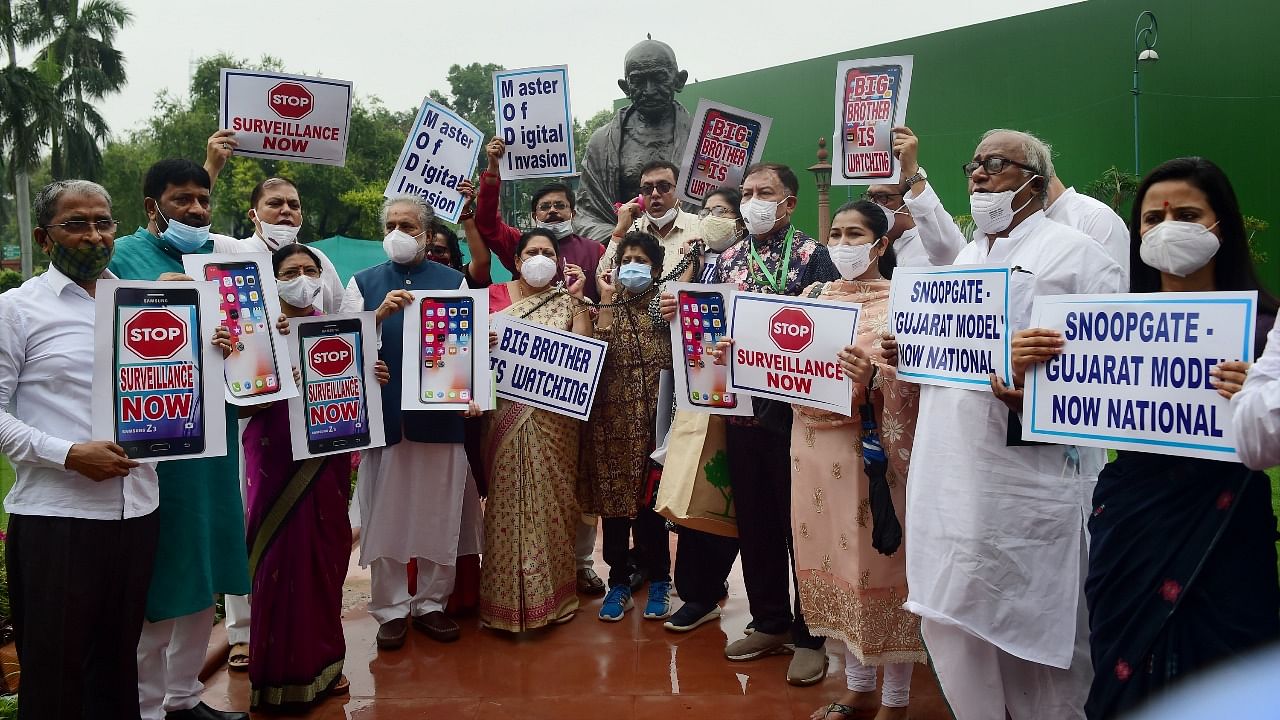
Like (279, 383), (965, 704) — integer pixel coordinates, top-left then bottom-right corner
(286, 312), (386, 460)
(889, 264), (1013, 390)
(489, 314), (606, 421)
(667, 282), (753, 416)
(727, 292), (860, 415)
(832, 55), (914, 185)
(182, 252), (300, 406)
(399, 290), (491, 411)
(492, 65), (576, 179)
(383, 98), (483, 225)
(1024, 291), (1257, 461)
(219, 68), (353, 166)
(91, 280), (227, 461)
(676, 99), (772, 206)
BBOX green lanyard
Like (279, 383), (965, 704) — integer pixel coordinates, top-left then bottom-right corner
(747, 226), (795, 293)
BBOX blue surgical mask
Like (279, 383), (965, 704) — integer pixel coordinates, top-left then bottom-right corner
(617, 261), (653, 292)
(155, 207), (211, 253)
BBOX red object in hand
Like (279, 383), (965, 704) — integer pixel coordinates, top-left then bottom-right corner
(614, 195), (645, 213)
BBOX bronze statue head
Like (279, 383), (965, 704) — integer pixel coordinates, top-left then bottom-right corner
(619, 37), (688, 121)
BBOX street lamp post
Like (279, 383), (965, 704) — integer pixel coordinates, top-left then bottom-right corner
(808, 137), (833, 243)
(1132, 10), (1160, 175)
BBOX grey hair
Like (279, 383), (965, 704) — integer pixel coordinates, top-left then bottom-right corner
(379, 195), (436, 233)
(980, 128), (1055, 202)
(34, 180), (112, 227)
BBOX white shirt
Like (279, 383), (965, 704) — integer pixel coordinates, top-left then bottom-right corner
(0, 266), (158, 520)
(238, 233), (345, 314)
(1232, 322), (1280, 470)
(1045, 187), (1131, 278)
(900, 184), (970, 267)
(598, 209), (702, 277)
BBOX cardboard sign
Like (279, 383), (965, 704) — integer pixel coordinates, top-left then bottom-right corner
(676, 99), (772, 206)
(286, 312), (386, 460)
(384, 97), (484, 224)
(399, 290), (492, 411)
(666, 282), (753, 416)
(182, 253), (300, 406)
(219, 69), (353, 166)
(492, 65), (576, 179)
(728, 292), (860, 415)
(889, 265), (1013, 390)
(91, 280), (227, 461)
(1024, 291), (1257, 461)
(489, 314), (606, 421)
(832, 55), (914, 185)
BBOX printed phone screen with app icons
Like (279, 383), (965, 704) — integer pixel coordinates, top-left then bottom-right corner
(677, 291), (736, 408)
(419, 297), (474, 404)
(204, 263), (280, 398)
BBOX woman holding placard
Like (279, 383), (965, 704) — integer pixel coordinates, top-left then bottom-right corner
(1007, 157), (1280, 719)
(480, 228), (594, 631)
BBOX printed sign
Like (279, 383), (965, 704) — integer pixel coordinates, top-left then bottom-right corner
(728, 292), (860, 415)
(287, 312), (386, 459)
(492, 65), (576, 179)
(219, 69), (354, 166)
(1024, 292), (1257, 461)
(832, 55), (914, 185)
(91, 280), (227, 461)
(676, 100), (772, 206)
(400, 290), (492, 411)
(667, 282), (753, 416)
(489, 314), (607, 421)
(384, 97), (483, 224)
(182, 253), (299, 406)
(889, 265), (1013, 390)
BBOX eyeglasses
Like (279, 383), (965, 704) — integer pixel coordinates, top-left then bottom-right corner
(640, 181), (675, 195)
(426, 245), (451, 257)
(962, 156), (1039, 178)
(44, 219), (118, 235)
(277, 267), (321, 280)
(698, 206), (737, 219)
(861, 191), (903, 206)
(536, 201), (571, 212)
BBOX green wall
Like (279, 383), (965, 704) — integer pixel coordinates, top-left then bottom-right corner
(675, 0), (1279, 291)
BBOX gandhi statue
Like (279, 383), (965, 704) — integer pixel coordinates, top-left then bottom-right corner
(574, 37), (695, 243)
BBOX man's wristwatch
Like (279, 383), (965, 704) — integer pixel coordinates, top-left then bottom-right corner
(903, 167), (927, 188)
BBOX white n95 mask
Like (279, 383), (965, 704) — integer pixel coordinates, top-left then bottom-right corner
(969, 176), (1039, 235)
(383, 229), (423, 264)
(1139, 220), (1221, 277)
(828, 242), (875, 280)
(520, 255), (557, 288)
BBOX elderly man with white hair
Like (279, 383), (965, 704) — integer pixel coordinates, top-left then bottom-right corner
(340, 195), (483, 651)
(900, 130), (1124, 719)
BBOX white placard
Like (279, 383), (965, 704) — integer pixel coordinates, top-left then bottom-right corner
(219, 68), (353, 166)
(1024, 291), (1257, 461)
(832, 55), (914, 185)
(492, 65), (576, 179)
(666, 282), (753, 416)
(399, 290), (491, 411)
(676, 99), (772, 206)
(889, 264), (1013, 390)
(383, 97), (483, 224)
(489, 314), (606, 421)
(286, 312), (386, 460)
(181, 253), (299, 406)
(91, 280), (227, 461)
(727, 292), (860, 416)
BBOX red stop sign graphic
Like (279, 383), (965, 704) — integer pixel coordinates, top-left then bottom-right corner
(310, 336), (354, 377)
(124, 309), (188, 360)
(769, 307), (814, 353)
(268, 82), (314, 120)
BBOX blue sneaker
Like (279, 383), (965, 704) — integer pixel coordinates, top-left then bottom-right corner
(643, 580), (673, 619)
(598, 585), (633, 622)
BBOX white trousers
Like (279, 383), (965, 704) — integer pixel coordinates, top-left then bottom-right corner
(844, 649), (913, 708)
(136, 606), (215, 719)
(369, 557), (455, 625)
(576, 514), (598, 570)
(224, 595), (250, 646)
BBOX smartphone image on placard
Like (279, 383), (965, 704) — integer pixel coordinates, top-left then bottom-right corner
(840, 64), (903, 180)
(204, 261), (280, 399)
(677, 290), (737, 409)
(300, 319), (370, 454)
(687, 109), (764, 200)
(113, 287), (205, 458)
(419, 296), (474, 404)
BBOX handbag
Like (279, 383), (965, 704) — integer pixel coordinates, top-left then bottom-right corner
(654, 410), (737, 537)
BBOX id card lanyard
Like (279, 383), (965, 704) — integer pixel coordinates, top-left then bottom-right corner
(747, 226), (795, 294)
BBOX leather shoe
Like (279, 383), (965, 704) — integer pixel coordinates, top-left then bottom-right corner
(166, 702), (249, 719)
(576, 567), (605, 595)
(376, 617), (408, 650)
(412, 610), (461, 642)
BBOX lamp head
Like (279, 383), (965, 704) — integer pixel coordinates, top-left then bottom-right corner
(1138, 49), (1159, 62)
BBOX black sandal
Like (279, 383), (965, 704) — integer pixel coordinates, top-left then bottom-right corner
(822, 703), (856, 718)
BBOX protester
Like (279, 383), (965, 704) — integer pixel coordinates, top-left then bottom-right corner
(1005, 157), (1279, 719)
(235, 176), (345, 312)
(601, 160), (701, 277)
(862, 126), (966, 268)
(430, 179), (492, 289)
(899, 130), (1124, 719)
(1045, 175), (1131, 275)
(1233, 322), (1280, 469)
(580, 231), (673, 621)
(106, 159), (249, 720)
(340, 196), (483, 651)
(480, 229), (594, 630)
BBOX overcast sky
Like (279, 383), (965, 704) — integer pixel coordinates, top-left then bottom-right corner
(38, 0), (1077, 140)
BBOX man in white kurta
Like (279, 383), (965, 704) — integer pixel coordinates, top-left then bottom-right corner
(903, 130), (1125, 720)
(1046, 176), (1131, 277)
(869, 126), (968, 268)
(1231, 321), (1280, 469)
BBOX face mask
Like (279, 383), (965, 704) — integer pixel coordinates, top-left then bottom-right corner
(647, 206), (678, 228)
(277, 275), (322, 308)
(1139, 220), (1221, 277)
(155, 208), (210, 253)
(258, 220), (301, 250)
(536, 218), (574, 240)
(383, 229), (424, 264)
(828, 242), (876, 280)
(969, 176), (1039, 235)
(617, 262), (654, 292)
(519, 254), (557, 288)
(49, 242), (112, 281)
(740, 196), (792, 236)
(699, 215), (742, 252)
